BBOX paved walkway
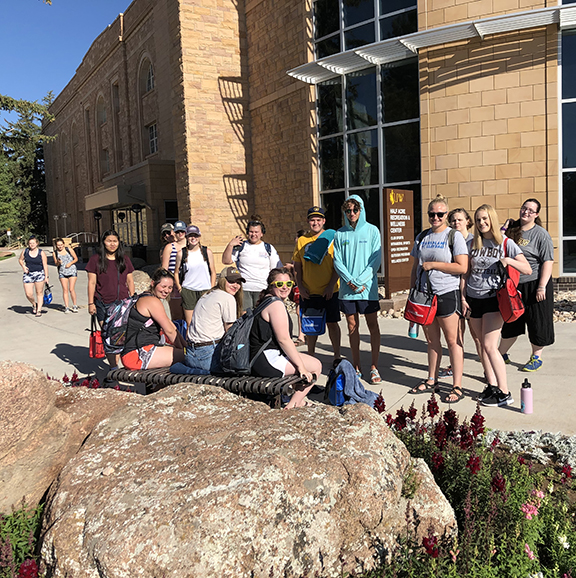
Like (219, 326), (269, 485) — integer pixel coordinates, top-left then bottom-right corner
(1, 248), (574, 435)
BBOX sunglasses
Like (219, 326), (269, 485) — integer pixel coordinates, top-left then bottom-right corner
(175, 230), (186, 234)
(272, 280), (295, 288)
(521, 207), (538, 215)
(428, 211), (447, 219)
(345, 208), (360, 215)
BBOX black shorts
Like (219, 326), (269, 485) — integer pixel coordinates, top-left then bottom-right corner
(436, 289), (461, 318)
(95, 298), (112, 324)
(466, 295), (500, 319)
(339, 299), (380, 316)
(501, 279), (555, 347)
(301, 294), (341, 324)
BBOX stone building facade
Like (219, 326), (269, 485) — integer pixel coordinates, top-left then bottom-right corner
(44, 0), (575, 275)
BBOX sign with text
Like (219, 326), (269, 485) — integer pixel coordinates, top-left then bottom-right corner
(382, 188), (414, 298)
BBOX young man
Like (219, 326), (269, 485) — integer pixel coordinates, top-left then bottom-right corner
(333, 195), (382, 384)
(292, 206), (341, 359)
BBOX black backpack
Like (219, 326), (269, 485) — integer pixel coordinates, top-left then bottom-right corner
(179, 245), (211, 285)
(216, 296), (280, 376)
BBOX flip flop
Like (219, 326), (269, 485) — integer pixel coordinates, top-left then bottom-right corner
(445, 387), (464, 404)
(409, 379), (439, 394)
(32, 304), (37, 314)
(370, 368), (382, 384)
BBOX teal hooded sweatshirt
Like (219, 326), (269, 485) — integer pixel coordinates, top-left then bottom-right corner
(333, 195), (382, 301)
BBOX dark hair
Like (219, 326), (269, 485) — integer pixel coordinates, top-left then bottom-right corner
(296, 229), (306, 238)
(256, 267), (295, 305)
(505, 198), (543, 243)
(53, 237), (65, 267)
(246, 214), (266, 235)
(151, 268), (175, 286)
(448, 208), (472, 230)
(96, 230), (127, 275)
(342, 198), (361, 212)
(28, 235), (38, 243)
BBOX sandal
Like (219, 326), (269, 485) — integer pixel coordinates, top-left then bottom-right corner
(445, 387), (464, 404)
(32, 303), (37, 315)
(409, 379), (439, 394)
(370, 368), (382, 384)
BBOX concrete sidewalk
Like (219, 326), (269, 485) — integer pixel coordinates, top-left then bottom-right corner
(1, 248), (574, 435)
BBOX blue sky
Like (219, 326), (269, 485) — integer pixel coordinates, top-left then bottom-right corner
(1, 0), (131, 107)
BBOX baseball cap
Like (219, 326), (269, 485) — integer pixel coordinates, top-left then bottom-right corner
(222, 266), (245, 283)
(160, 223), (174, 234)
(185, 225), (201, 237)
(307, 206), (325, 219)
(174, 220), (187, 232)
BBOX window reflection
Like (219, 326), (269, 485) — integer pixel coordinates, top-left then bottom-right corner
(320, 191), (346, 230)
(316, 35), (341, 59)
(380, 9), (417, 41)
(314, 0), (340, 40)
(319, 136), (345, 191)
(563, 240), (576, 273)
(563, 32), (576, 100)
(348, 129), (379, 188)
(562, 102), (576, 169)
(381, 60), (419, 123)
(352, 188), (380, 229)
(382, 122), (420, 183)
(380, 0), (417, 14)
(346, 68), (377, 130)
(344, 22), (375, 51)
(318, 79), (343, 137)
(343, 0), (374, 28)
(563, 172), (576, 237)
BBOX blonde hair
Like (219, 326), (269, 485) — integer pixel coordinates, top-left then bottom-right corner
(427, 194), (449, 213)
(473, 204), (503, 251)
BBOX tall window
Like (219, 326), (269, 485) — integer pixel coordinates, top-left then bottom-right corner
(96, 96), (108, 178)
(146, 63), (155, 92)
(148, 123), (158, 155)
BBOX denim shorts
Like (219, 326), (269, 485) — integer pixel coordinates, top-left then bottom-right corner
(171, 342), (219, 375)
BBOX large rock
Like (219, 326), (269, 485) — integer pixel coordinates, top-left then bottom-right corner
(0, 361), (132, 512)
(41, 384), (456, 577)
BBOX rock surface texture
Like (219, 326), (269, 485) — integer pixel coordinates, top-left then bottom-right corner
(0, 361), (132, 511)
(41, 384), (456, 578)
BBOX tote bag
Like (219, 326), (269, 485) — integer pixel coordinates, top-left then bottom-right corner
(300, 295), (327, 336)
(404, 271), (437, 326)
(89, 315), (106, 359)
(497, 238), (525, 323)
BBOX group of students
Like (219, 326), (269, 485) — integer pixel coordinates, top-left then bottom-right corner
(409, 195), (554, 408)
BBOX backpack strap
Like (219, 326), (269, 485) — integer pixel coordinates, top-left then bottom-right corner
(264, 242), (272, 256)
(179, 246), (188, 284)
(248, 295), (281, 369)
(200, 245), (212, 278)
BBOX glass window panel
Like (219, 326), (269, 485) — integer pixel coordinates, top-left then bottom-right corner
(316, 35), (341, 59)
(348, 129), (379, 188)
(343, 0), (374, 28)
(382, 122), (420, 183)
(563, 240), (576, 273)
(380, 0), (417, 15)
(319, 136), (344, 191)
(314, 0), (340, 40)
(563, 172), (576, 236)
(318, 79), (343, 137)
(563, 102), (576, 168)
(381, 60), (419, 123)
(321, 191), (346, 230)
(380, 9), (417, 40)
(352, 188), (380, 229)
(346, 68), (377, 130)
(562, 32), (576, 100)
(344, 22), (375, 51)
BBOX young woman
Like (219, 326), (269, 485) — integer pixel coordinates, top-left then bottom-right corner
(499, 198), (554, 372)
(462, 204), (531, 407)
(171, 266), (245, 375)
(121, 269), (186, 370)
(86, 230), (135, 368)
(249, 267), (321, 409)
(408, 195), (469, 403)
(161, 220), (187, 320)
(19, 235), (49, 317)
(53, 237), (78, 313)
(174, 225), (216, 325)
(222, 215), (282, 310)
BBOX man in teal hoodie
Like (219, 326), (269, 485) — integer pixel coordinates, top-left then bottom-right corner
(333, 195), (382, 384)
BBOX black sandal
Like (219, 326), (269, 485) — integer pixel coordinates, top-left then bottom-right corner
(445, 387), (464, 403)
(409, 379), (439, 394)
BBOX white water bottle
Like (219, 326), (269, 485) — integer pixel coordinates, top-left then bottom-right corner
(408, 322), (419, 339)
(521, 378), (533, 414)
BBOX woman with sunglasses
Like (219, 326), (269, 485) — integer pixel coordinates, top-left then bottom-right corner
(462, 204), (531, 407)
(250, 267), (321, 408)
(161, 220), (187, 320)
(409, 195), (469, 403)
(498, 198), (554, 372)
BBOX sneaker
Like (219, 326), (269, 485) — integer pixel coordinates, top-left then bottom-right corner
(481, 389), (514, 407)
(502, 353), (511, 364)
(71, 305), (79, 313)
(476, 384), (498, 402)
(521, 355), (542, 372)
(64, 307), (70, 314)
(439, 365), (453, 377)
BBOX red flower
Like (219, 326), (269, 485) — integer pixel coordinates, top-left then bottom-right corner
(491, 472), (506, 494)
(62, 373), (69, 383)
(433, 420), (447, 450)
(443, 409), (458, 438)
(385, 414), (394, 427)
(427, 394), (439, 419)
(90, 377), (100, 389)
(81, 378), (90, 388)
(407, 401), (417, 421)
(431, 451), (445, 473)
(470, 406), (485, 438)
(518, 456), (526, 465)
(422, 535), (439, 558)
(394, 408), (407, 431)
(562, 464), (572, 478)
(458, 423), (474, 450)
(71, 371), (79, 382)
(374, 394), (386, 414)
(18, 559), (39, 578)
(466, 454), (482, 475)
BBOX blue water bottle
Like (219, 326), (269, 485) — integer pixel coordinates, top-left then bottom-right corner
(408, 321), (419, 339)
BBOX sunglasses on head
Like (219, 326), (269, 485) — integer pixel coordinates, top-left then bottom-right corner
(345, 208), (359, 215)
(428, 211), (447, 219)
(272, 280), (294, 288)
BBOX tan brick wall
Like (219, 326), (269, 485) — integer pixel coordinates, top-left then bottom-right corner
(420, 26), (560, 274)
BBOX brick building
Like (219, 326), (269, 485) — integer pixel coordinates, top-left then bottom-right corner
(44, 0), (576, 276)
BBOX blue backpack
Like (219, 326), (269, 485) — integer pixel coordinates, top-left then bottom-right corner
(324, 366), (345, 406)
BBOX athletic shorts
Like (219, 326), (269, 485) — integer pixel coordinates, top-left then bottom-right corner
(251, 349), (289, 378)
(501, 279), (555, 347)
(181, 288), (208, 311)
(95, 298), (113, 324)
(339, 299), (380, 316)
(301, 294), (341, 324)
(436, 289), (462, 318)
(59, 270), (78, 279)
(466, 295), (500, 319)
(121, 344), (157, 370)
(23, 271), (45, 284)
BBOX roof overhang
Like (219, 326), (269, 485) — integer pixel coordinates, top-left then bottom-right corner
(85, 184), (146, 211)
(288, 4), (576, 84)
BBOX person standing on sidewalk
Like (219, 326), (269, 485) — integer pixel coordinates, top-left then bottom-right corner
(53, 237), (79, 313)
(333, 195), (382, 384)
(499, 198), (555, 372)
(161, 220), (187, 320)
(292, 206), (341, 360)
(19, 235), (49, 317)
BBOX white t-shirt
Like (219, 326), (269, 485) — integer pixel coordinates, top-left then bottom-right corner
(182, 248), (211, 291)
(187, 289), (236, 343)
(232, 241), (282, 292)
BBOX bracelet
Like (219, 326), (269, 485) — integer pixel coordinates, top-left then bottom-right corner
(88, 303), (94, 305)
(537, 287), (545, 291)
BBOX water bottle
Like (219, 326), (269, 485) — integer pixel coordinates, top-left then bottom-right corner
(521, 378), (533, 414)
(408, 321), (419, 339)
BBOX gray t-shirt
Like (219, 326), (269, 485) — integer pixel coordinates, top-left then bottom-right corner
(513, 225), (554, 283)
(410, 228), (468, 295)
(466, 237), (522, 299)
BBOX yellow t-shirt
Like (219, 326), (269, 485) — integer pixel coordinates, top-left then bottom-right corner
(292, 232), (339, 296)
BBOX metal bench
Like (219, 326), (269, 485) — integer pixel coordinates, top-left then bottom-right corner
(106, 367), (306, 398)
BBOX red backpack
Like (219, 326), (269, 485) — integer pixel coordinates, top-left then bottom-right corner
(497, 237), (525, 323)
